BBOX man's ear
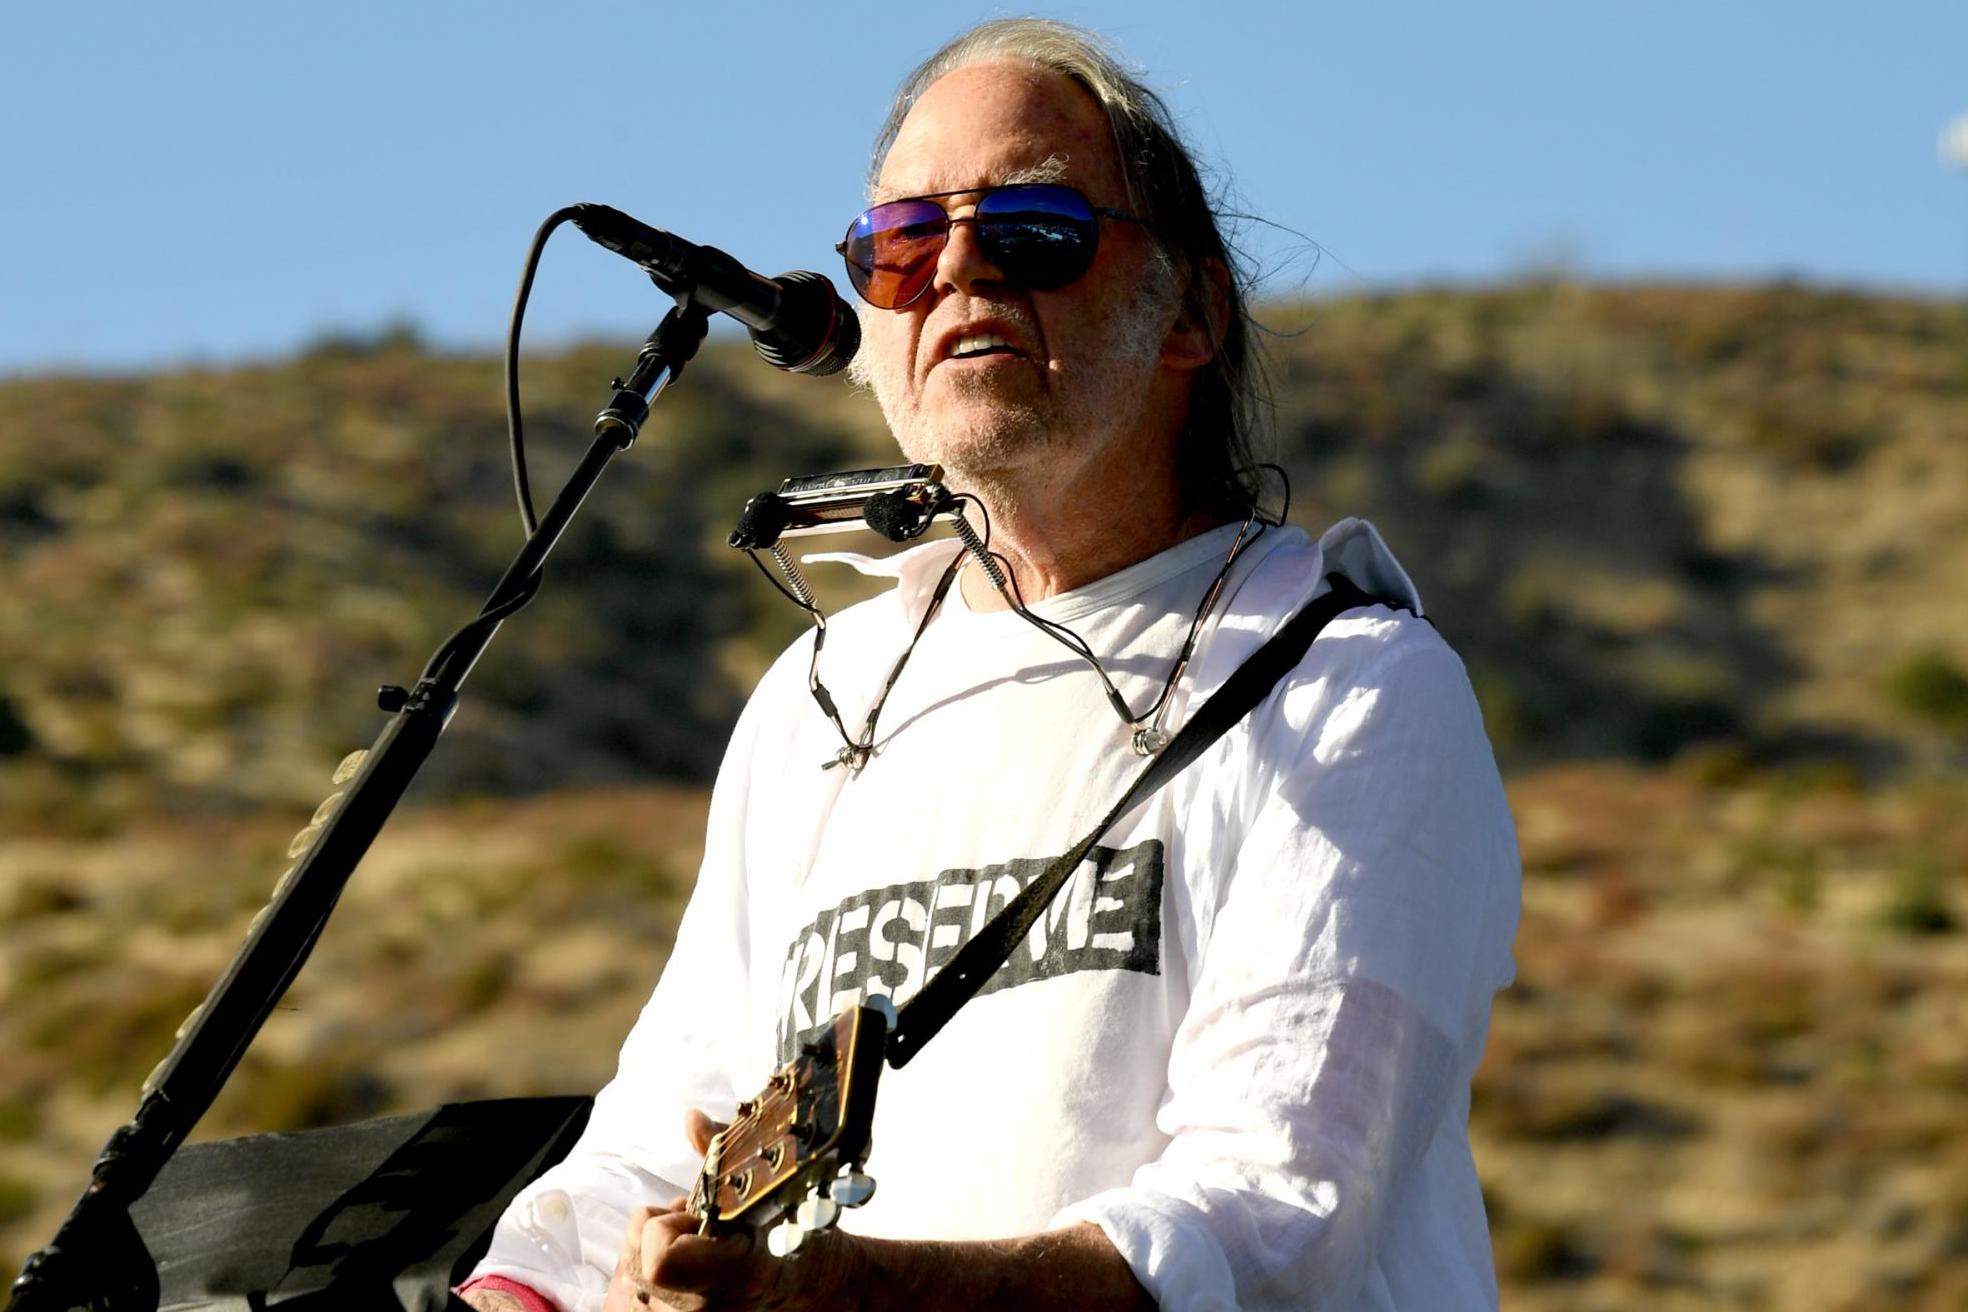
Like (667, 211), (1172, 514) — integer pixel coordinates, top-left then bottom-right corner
(1161, 257), (1231, 373)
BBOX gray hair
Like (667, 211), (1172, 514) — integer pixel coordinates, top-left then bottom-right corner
(869, 19), (1265, 516)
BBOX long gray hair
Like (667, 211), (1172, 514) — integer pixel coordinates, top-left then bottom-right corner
(869, 20), (1266, 516)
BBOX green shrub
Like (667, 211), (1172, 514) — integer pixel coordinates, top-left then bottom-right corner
(1877, 852), (1957, 935)
(0, 691), (31, 758)
(1493, 1211), (1596, 1282)
(1885, 650), (1968, 732)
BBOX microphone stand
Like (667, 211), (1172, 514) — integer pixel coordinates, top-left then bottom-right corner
(6, 300), (712, 1312)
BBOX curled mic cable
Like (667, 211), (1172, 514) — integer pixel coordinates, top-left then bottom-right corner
(507, 207), (583, 536)
(413, 208), (583, 686)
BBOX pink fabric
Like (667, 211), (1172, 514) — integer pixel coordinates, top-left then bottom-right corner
(457, 1273), (560, 1312)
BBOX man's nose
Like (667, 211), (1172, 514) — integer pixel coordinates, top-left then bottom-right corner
(932, 215), (1008, 298)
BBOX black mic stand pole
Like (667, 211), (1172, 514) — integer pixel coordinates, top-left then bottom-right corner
(7, 301), (712, 1312)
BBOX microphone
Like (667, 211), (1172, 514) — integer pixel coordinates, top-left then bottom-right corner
(571, 203), (859, 376)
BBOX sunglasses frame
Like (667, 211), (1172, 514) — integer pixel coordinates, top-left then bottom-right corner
(836, 183), (1149, 310)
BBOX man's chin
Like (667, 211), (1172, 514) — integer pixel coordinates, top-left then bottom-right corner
(902, 415), (1056, 480)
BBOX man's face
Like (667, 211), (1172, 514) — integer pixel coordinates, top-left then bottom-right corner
(847, 61), (1176, 487)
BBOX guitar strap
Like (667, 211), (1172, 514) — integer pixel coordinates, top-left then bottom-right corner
(884, 572), (1409, 1068)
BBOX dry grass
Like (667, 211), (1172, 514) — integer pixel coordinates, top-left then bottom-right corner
(0, 783), (706, 1291)
(1483, 762), (1968, 1309)
(2, 766), (1964, 1305)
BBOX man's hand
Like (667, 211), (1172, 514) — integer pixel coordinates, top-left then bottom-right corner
(601, 1110), (859, 1312)
(602, 1108), (1149, 1312)
(603, 1196), (844, 1312)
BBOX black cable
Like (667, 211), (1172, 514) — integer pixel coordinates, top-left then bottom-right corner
(803, 613), (854, 748)
(970, 493), (1265, 730)
(748, 480), (1276, 762)
(507, 207), (584, 537)
(746, 549), (850, 746)
(417, 572), (544, 684)
(952, 491), (1136, 723)
(411, 207), (581, 686)
(827, 553), (964, 768)
(745, 549), (821, 612)
(1000, 559), (1105, 666)
(1134, 517), (1267, 726)
(1249, 462), (1291, 526)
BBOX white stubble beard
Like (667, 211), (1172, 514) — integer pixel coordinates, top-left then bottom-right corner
(845, 258), (1179, 489)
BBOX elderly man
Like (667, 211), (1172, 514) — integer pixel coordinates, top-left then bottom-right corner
(463, 19), (1518, 1312)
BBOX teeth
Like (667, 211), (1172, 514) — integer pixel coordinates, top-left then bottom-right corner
(952, 332), (1012, 357)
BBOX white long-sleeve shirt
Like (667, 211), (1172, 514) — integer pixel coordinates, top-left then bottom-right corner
(472, 517), (1521, 1311)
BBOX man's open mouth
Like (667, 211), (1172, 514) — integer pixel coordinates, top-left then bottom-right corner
(948, 332), (1024, 360)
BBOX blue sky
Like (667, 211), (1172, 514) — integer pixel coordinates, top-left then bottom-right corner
(3, 2), (1964, 374)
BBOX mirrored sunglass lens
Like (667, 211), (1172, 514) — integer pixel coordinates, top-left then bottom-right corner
(844, 200), (947, 307)
(977, 186), (1097, 289)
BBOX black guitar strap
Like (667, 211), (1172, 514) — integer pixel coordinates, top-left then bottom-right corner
(885, 572), (1407, 1067)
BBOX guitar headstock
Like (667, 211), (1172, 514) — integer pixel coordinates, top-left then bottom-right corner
(688, 1000), (891, 1254)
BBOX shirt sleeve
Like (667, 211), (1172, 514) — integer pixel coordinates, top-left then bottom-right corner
(1056, 622), (1519, 1311)
(464, 689), (771, 1312)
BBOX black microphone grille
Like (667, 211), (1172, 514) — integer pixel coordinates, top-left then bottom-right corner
(861, 490), (918, 542)
(752, 271), (860, 376)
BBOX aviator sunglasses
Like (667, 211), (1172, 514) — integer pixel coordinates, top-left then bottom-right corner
(837, 183), (1149, 310)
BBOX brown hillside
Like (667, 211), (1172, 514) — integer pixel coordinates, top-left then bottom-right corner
(1, 282), (1964, 1306)
(2, 767), (1963, 1307)
(1270, 283), (1968, 771)
(3, 283), (1963, 841)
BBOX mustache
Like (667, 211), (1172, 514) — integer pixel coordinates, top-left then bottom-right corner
(924, 300), (1040, 347)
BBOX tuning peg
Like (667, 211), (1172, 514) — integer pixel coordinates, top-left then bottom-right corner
(864, 994), (897, 1030)
(832, 1169), (876, 1208)
(767, 1219), (806, 1257)
(796, 1195), (841, 1232)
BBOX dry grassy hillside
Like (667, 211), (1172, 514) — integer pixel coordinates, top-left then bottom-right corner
(2, 767), (1962, 1308)
(2, 282), (1964, 1306)
(1273, 283), (1968, 772)
(3, 282), (1964, 833)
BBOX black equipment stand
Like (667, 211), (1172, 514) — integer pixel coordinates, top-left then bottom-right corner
(7, 302), (712, 1312)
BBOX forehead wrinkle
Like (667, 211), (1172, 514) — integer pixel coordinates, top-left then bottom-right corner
(869, 152), (1073, 203)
